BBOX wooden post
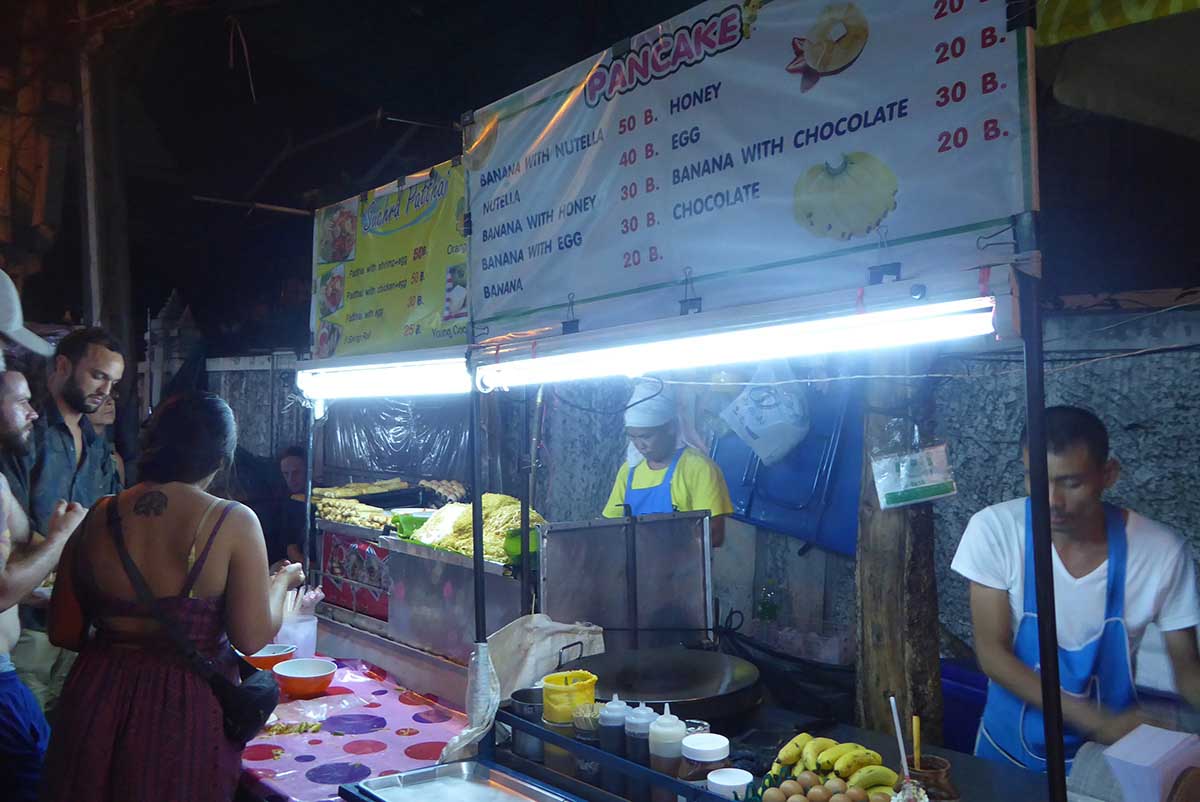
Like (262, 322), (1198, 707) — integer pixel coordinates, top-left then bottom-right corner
(855, 351), (944, 744)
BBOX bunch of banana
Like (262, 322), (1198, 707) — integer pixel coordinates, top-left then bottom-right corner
(771, 733), (897, 786)
(846, 766), (899, 791)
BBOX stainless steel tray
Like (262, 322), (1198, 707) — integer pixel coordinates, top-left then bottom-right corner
(354, 760), (568, 802)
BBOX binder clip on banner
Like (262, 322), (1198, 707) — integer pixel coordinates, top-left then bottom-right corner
(869, 418), (957, 509)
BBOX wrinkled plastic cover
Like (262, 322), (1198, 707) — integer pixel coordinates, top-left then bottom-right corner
(440, 642), (501, 763)
(322, 396), (470, 480)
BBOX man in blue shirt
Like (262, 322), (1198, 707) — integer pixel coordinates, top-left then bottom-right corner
(0, 326), (125, 720)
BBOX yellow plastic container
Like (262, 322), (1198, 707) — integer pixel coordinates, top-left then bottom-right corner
(541, 670), (598, 724)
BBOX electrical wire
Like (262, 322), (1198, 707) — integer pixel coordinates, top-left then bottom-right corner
(549, 375), (667, 418)
(655, 342), (1200, 389)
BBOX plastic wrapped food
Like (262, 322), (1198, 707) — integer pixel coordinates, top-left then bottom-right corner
(410, 495), (545, 563)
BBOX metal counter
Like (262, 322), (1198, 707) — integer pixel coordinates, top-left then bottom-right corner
(379, 534), (522, 664)
(540, 512), (713, 651)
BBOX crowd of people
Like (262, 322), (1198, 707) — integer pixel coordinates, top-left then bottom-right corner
(0, 272), (307, 801)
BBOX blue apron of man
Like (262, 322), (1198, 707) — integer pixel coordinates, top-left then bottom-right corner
(623, 448), (684, 516)
(975, 501), (1137, 771)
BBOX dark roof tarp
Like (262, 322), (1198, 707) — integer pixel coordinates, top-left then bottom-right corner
(1036, 0), (1200, 47)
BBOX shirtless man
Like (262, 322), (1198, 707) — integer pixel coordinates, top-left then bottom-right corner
(0, 370), (85, 799)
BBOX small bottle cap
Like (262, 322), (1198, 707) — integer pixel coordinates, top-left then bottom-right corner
(624, 702), (660, 735)
(599, 693), (629, 725)
(649, 703), (687, 741)
(681, 732), (730, 762)
(707, 768), (753, 796)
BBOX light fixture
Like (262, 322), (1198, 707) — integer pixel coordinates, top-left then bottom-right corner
(474, 296), (996, 391)
(296, 351), (471, 400)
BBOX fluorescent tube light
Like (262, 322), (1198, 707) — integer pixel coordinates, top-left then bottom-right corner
(296, 356), (471, 400)
(475, 297), (995, 391)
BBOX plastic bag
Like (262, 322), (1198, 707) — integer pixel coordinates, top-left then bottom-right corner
(440, 642), (501, 763)
(869, 417), (956, 509)
(720, 362), (811, 465)
(487, 614), (605, 701)
(322, 396), (470, 480)
(270, 692), (370, 725)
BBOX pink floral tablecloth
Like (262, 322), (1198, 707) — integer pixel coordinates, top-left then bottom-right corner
(240, 659), (466, 802)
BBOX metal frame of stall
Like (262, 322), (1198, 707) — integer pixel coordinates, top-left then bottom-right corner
(460, 6), (1072, 802)
(294, 349), (542, 654)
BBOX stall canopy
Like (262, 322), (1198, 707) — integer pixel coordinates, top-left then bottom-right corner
(1035, 0), (1200, 47)
(1038, 6), (1200, 142)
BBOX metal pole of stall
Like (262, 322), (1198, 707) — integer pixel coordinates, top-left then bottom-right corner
(519, 386), (532, 616)
(303, 404), (316, 579)
(526, 385), (545, 615)
(1016, 215), (1068, 802)
(470, 379), (488, 643)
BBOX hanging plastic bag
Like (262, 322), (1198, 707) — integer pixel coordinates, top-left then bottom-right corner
(869, 417), (957, 509)
(721, 362), (811, 465)
(440, 642), (501, 763)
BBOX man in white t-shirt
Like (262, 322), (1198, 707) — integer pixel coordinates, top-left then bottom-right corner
(952, 406), (1200, 772)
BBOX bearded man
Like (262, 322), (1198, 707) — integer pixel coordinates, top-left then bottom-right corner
(0, 326), (124, 720)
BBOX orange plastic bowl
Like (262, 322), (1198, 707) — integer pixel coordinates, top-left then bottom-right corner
(238, 644), (297, 671)
(273, 658), (337, 699)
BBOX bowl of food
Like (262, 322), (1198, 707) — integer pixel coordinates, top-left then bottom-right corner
(237, 644), (296, 671)
(273, 658), (337, 699)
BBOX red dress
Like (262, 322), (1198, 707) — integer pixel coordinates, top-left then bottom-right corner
(41, 502), (243, 802)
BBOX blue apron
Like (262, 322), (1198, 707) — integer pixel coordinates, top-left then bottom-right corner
(975, 501), (1137, 772)
(623, 448), (684, 516)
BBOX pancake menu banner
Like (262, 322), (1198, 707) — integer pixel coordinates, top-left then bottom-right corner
(311, 161), (468, 359)
(466, 0), (1033, 336)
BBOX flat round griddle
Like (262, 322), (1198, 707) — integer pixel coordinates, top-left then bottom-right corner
(560, 648), (761, 721)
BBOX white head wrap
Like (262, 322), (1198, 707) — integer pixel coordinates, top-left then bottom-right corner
(624, 379), (676, 429)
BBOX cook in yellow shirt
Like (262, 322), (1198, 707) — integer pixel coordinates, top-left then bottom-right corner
(602, 380), (733, 546)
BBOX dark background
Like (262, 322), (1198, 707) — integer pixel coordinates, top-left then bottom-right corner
(12, 1), (1200, 357)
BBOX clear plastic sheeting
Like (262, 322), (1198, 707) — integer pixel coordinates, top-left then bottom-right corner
(487, 614), (606, 701)
(440, 643), (501, 764)
(322, 395), (470, 480)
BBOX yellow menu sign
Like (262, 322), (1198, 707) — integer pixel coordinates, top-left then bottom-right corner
(311, 161), (468, 358)
(1037, 0), (1200, 46)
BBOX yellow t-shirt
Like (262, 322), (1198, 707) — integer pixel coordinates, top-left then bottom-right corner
(602, 447), (733, 518)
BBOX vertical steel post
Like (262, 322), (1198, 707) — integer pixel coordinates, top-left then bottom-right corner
(470, 381), (487, 643)
(519, 385), (532, 616)
(303, 404), (316, 579)
(1016, 213), (1067, 802)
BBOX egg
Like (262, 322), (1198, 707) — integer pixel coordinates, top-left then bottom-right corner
(795, 771), (822, 791)
(780, 780), (803, 798)
(806, 787), (833, 802)
(762, 788), (787, 802)
(825, 778), (848, 794)
(845, 790), (869, 802)
(868, 793), (893, 802)
(788, 796), (808, 802)
(829, 795), (851, 802)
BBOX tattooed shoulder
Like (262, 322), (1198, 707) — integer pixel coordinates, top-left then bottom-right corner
(133, 490), (169, 517)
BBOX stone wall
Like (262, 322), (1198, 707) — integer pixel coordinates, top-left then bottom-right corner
(208, 356), (309, 460)
(933, 310), (1200, 649)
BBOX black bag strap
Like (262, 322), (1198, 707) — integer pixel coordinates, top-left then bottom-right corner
(106, 495), (223, 683)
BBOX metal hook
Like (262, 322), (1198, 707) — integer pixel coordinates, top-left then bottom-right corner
(679, 268), (702, 315)
(562, 293), (579, 334)
(977, 224), (1016, 250)
(876, 224), (891, 252)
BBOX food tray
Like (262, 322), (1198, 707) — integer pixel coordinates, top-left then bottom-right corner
(346, 760), (569, 802)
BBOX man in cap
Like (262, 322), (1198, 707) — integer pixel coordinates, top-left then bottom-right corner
(602, 379), (733, 546)
(0, 271), (87, 800)
(0, 325), (124, 720)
